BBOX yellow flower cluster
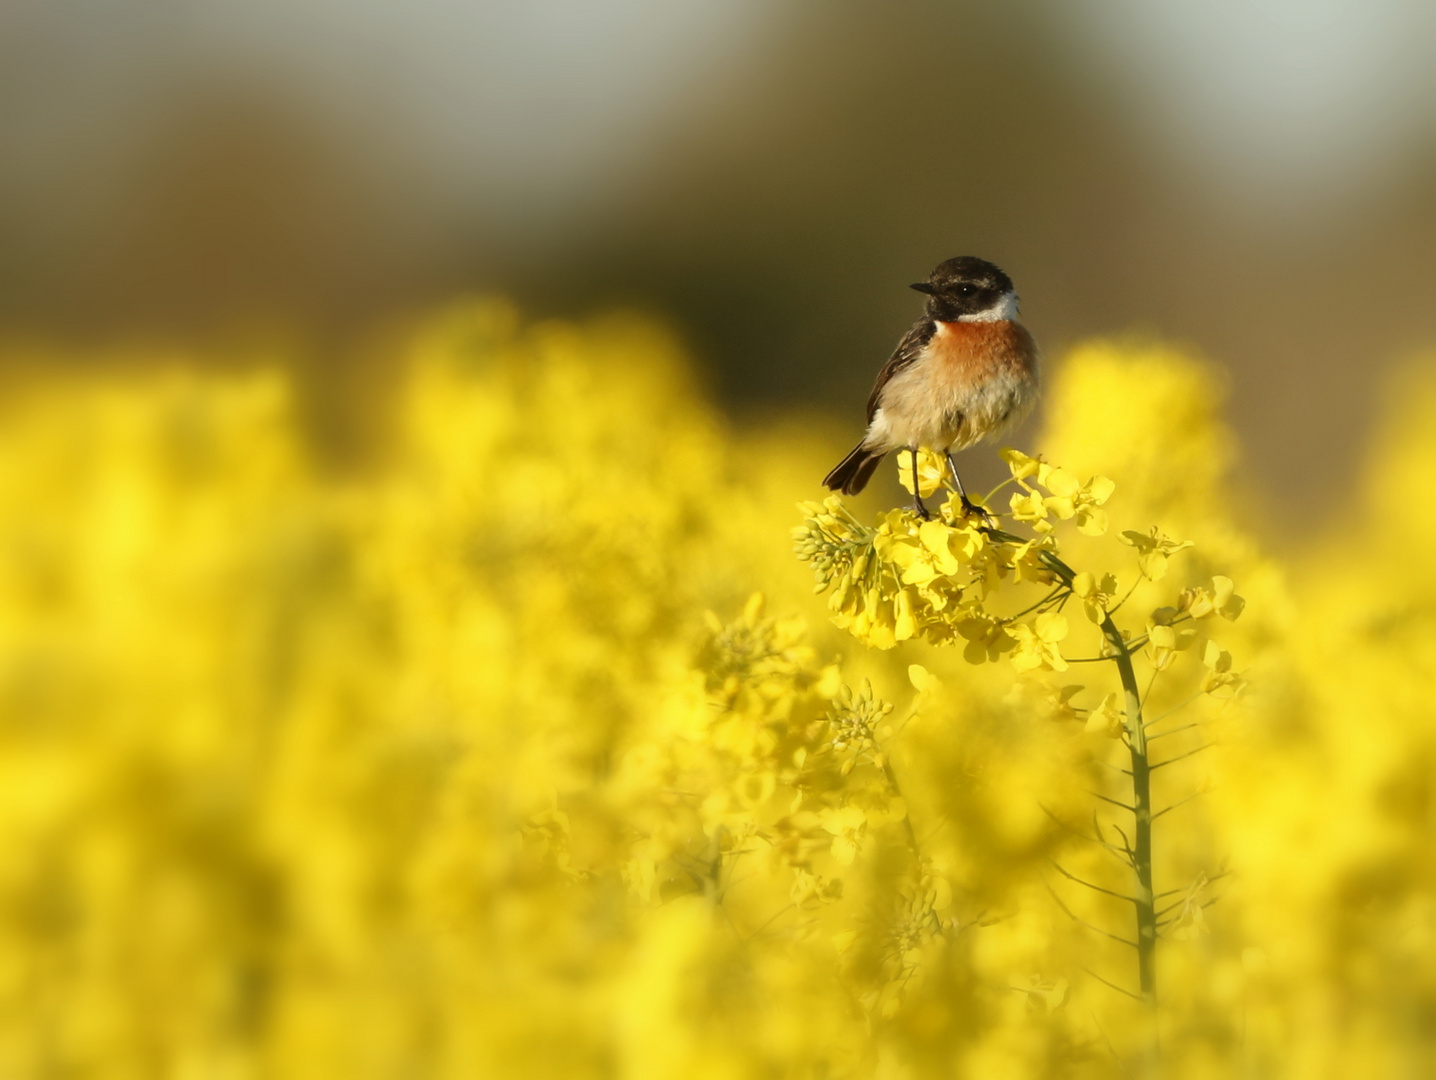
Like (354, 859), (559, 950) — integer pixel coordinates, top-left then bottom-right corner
(792, 486), (1051, 654)
(795, 445), (1240, 697)
(0, 304), (1431, 1078)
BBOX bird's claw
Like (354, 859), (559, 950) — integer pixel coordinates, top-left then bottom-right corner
(958, 495), (996, 527)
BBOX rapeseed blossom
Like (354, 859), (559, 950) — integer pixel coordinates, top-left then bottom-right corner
(0, 304), (1430, 1077)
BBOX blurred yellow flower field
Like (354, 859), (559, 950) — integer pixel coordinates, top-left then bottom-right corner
(0, 300), (1432, 1078)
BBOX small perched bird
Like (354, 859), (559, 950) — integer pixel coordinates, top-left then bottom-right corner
(823, 256), (1039, 519)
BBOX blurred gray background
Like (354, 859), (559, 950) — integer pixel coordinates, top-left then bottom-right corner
(2, 0), (1435, 520)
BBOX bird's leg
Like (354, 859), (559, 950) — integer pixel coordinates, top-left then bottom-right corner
(909, 446), (931, 520)
(945, 451), (993, 524)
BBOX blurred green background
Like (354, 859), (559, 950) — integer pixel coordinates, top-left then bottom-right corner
(3, 0), (1434, 516)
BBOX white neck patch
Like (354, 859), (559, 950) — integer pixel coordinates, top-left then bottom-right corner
(957, 290), (1020, 323)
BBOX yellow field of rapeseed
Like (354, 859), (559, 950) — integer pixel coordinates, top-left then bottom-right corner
(0, 299), (1431, 1078)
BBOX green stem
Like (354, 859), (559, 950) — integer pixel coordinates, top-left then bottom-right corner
(1104, 620), (1156, 1010)
(987, 529), (1161, 1072)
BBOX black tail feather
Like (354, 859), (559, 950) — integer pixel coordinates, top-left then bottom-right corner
(823, 443), (885, 496)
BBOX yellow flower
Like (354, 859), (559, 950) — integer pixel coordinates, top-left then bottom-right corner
(1211, 574), (1246, 620)
(908, 664), (939, 693)
(884, 521), (965, 587)
(1145, 612), (1196, 670)
(1010, 611), (1070, 672)
(1074, 476), (1116, 535)
(1181, 574), (1245, 620)
(1009, 488), (1053, 532)
(1084, 692), (1126, 738)
(1072, 570), (1120, 624)
(1120, 526), (1194, 580)
(1000, 446), (1045, 483)
(935, 502), (993, 551)
(957, 613), (1017, 664)
(820, 805), (868, 865)
(1040, 468), (1115, 535)
(1201, 638), (1245, 695)
(896, 448), (947, 497)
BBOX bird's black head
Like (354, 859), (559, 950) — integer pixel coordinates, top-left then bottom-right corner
(910, 256), (1017, 322)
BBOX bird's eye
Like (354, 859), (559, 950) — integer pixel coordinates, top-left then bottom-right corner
(956, 284), (976, 297)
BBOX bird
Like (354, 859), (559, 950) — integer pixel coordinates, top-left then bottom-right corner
(823, 256), (1039, 520)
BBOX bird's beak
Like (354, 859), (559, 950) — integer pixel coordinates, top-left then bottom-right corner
(909, 282), (936, 295)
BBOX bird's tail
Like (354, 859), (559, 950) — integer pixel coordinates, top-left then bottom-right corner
(823, 442), (886, 496)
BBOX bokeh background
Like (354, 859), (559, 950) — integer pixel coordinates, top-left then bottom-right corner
(5, 0), (1436, 514)
(4, 3), (1436, 1078)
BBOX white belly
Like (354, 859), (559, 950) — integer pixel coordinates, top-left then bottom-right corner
(865, 349), (1037, 453)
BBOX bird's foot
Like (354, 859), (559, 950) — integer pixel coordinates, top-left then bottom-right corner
(957, 494), (997, 528)
(911, 497), (932, 521)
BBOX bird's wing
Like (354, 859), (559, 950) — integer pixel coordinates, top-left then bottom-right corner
(865, 318), (936, 421)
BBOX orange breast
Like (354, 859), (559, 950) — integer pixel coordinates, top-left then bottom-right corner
(927, 320), (1037, 388)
